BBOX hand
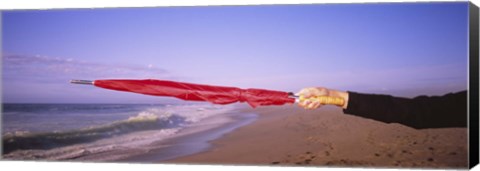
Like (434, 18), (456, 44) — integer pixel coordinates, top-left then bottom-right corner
(297, 87), (349, 110)
(297, 87), (331, 110)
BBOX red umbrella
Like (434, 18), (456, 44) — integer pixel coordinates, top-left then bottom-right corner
(70, 79), (344, 108)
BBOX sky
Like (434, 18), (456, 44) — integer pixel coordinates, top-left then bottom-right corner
(2, 2), (469, 104)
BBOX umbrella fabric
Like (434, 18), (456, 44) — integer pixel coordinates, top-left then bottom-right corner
(93, 79), (295, 108)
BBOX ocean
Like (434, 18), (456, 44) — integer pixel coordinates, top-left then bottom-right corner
(1, 103), (254, 161)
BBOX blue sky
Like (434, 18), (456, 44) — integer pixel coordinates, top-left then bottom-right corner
(2, 2), (469, 103)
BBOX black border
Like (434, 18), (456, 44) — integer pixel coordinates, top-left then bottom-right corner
(469, 2), (479, 169)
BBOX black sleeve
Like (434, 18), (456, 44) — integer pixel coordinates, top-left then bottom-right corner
(342, 90), (467, 129)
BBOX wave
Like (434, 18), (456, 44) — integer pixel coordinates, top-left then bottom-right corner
(2, 112), (186, 154)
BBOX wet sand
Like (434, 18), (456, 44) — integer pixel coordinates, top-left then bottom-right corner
(118, 110), (257, 163)
(168, 105), (468, 169)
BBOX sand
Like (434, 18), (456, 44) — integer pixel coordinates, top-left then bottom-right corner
(168, 105), (468, 169)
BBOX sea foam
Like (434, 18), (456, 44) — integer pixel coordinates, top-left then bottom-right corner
(2, 104), (235, 160)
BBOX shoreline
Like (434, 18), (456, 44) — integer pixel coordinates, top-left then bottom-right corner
(117, 106), (257, 163)
(168, 105), (468, 169)
(2, 104), (254, 162)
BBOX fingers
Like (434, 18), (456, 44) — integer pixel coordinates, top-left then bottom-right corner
(310, 101), (322, 109)
(298, 99), (323, 110)
(298, 99), (311, 108)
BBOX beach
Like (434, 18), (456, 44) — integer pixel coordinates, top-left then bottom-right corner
(2, 103), (468, 169)
(168, 105), (468, 169)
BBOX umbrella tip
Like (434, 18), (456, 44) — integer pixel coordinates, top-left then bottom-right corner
(70, 80), (94, 85)
(288, 92), (298, 97)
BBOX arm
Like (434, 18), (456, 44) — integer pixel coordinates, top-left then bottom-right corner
(343, 91), (467, 129)
(298, 88), (467, 129)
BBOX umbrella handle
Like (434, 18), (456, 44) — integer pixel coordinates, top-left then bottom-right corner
(289, 93), (344, 106)
(299, 95), (345, 106)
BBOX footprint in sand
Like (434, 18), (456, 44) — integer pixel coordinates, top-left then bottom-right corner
(304, 159), (312, 164)
(401, 150), (412, 154)
(291, 152), (317, 165)
(325, 159), (373, 166)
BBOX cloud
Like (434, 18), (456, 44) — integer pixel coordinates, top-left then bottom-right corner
(2, 54), (175, 82)
(2, 54), (187, 103)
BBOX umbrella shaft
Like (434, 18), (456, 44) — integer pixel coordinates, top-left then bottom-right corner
(70, 80), (94, 85)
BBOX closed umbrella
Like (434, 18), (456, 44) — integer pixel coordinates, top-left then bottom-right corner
(70, 79), (344, 108)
